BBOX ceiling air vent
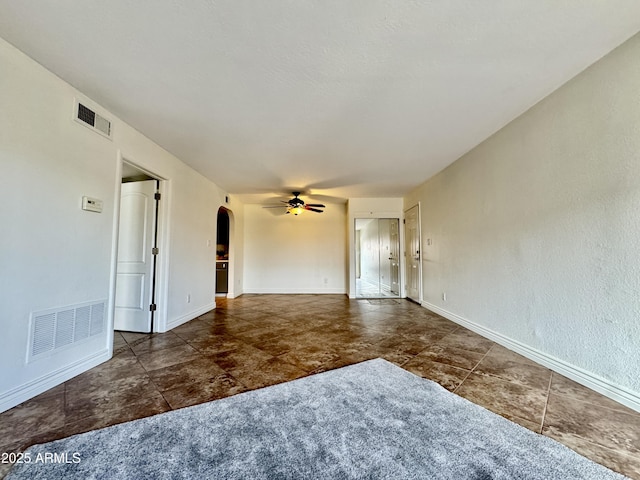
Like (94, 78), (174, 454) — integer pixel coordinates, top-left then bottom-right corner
(74, 99), (112, 139)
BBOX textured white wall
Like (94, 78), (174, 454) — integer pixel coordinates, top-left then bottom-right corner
(405, 33), (640, 396)
(0, 38), (117, 412)
(243, 204), (347, 294)
(0, 37), (228, 411)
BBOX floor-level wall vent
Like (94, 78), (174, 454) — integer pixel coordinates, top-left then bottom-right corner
(32, 313), (55, 356)
(74, 305), (91, 341)
(28, 300), (106, 362)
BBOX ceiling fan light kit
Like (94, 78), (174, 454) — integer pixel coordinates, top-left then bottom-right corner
(288, 206), (304, 215)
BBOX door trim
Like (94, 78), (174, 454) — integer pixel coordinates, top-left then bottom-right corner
(403, 203), (422, 303)
(108, 151), (171, 347)
(353, 217), (402, 299)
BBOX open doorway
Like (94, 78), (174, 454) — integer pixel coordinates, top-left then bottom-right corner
(215, 207), (230, 296)
(113, 161), (162, 333)
(354, 218), (400, 298)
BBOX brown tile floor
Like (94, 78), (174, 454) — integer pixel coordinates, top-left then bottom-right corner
(1, 295), (639, 478)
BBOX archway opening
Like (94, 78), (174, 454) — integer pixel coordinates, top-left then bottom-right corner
(215, 207), (230, 296)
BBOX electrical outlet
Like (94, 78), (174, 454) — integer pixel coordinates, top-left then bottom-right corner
(442, 292), (447, 301)
(187, 294), (191, 303)
(323, 278), (329, 285)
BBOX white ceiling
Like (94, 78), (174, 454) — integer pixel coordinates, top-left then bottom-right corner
(2, 2), (640, 203)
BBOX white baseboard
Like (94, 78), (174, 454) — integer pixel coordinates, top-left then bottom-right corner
(243, 288), (347, 294)
(0, 349), (110, 414)
(422, 301), (640, 413)
(164, 302), (216, 332)
(226, 289), (243, 299)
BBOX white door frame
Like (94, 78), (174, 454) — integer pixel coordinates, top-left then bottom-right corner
(219, 206), (239, 299)
(351, 216), (403, 299)
(108, 151), (171, 347)
(404, 203), (422, 303)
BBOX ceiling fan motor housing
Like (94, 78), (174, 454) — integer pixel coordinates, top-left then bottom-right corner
(289, 192), (304, 206)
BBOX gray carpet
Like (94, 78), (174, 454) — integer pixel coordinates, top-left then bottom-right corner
(7, 358), (627, 479)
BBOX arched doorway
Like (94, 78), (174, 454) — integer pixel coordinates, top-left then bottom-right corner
(215, 207), (230, 296)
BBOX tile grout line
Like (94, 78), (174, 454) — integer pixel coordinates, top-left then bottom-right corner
(540, 372), (554, 435)
(133, 345), (175, 411)
(452, 346), (493, 394)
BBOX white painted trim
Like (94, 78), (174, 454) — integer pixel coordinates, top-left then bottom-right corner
(107, 154), (123, 349)
(403, 202), (422, 303)
(243, 288), (347, 295)
(0, 349), (110, 414)
(219, 206), (236, 299)
(422, 301), (640, 413)
(164, 302), (217, 332)
(351, 217), (403, 301)
(111, 152), (172, 333)
(154, 178), (172, 332)
(226, 290), (243, 299)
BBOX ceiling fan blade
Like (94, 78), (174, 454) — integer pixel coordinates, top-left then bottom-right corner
(262, 205), (287, 208)
(305, 207), (324, 213)
(305, 203), (325, 208)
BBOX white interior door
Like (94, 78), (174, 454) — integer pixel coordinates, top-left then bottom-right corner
(405, 205), (421, 302)
(114, 180), (156, 332)
(389, 219), (400, 295)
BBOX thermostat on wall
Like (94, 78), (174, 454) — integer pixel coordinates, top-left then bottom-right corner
(82, 196), (103, 213)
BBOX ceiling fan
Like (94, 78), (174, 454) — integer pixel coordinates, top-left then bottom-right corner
(263, 192), (326, 215)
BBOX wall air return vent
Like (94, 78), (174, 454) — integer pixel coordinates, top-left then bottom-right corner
(74, 99), (112, 139)
(28, 300), (107, 362)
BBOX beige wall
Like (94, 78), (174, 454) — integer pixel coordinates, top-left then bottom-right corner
(243, 203), (348, 294)
(405, 33), (640, 409)
(0, 37), (228, 412)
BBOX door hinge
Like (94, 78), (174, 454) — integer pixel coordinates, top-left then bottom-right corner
(154, 192), (161, 201)
(403, 219), (406, 224)
(149, 304), (157, 311)
(152, 247), (159, 255)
